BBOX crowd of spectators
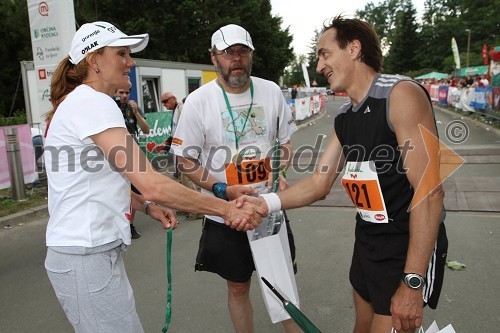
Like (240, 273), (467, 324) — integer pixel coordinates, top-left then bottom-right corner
(418, 74), (490, 88)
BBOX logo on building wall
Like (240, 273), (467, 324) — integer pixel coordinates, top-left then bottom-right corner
(36, 47), (44, 60)
(38, 69), (46, 80)
(38, 2), (49, 16)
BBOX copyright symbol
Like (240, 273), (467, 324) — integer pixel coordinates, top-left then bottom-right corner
(445, 120), (468, 144)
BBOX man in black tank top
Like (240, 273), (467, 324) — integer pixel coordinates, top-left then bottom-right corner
(251, 15), (448, 333)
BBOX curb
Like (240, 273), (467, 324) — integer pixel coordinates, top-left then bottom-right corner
(1, 204), (49, 229)
(434, 104), (500, 137)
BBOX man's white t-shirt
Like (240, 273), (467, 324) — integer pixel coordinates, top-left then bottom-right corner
(172, 77), (297, 223)
(44, 84), (132, 247)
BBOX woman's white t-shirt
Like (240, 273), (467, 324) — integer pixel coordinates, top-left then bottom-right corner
(44, 84), (132, 247)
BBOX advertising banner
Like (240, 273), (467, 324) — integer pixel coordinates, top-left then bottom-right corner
(138, 111), (173, 160)
(294, 97), (310, 121)
(0, 125), (37, 190)
(429, 85), (439, 102)
(438, 86), (449, 105)
(448, 87), (461, 109)
(309, 95), (321, 115)
(27, 0), (76, 128)
(460, 88), (475, 112)
(470, 87), (487, 110)
(492, 87), (500, 111)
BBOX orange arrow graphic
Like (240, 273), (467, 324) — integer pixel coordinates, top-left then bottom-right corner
(410, 124), (465, 210)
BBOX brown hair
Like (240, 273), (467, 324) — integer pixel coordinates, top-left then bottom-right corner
(46, 49), (104, 124)
(323, 15), (383, 72)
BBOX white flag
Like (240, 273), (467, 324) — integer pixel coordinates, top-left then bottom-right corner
(301, 62), (310, 88)
(451, 37), (461, 69)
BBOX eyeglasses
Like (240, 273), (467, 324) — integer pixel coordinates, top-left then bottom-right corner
(162, 97), (173, 104)
(214, 48), (252, 60)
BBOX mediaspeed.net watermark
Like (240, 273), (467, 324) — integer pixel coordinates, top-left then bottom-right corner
(42, 121), (465, 207)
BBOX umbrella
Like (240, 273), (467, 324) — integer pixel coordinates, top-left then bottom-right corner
(261, 277), (323, 333)
(414, 72), (449, 80)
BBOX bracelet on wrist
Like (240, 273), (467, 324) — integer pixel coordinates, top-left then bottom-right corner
(212, 182), (229, 201)
(142, 200), (155, 215)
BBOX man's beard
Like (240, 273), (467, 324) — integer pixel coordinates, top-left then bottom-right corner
(215, 57), (252, 88)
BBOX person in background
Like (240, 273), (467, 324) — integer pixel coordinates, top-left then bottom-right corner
(115, 88), (150, 238)
(162, 91), (204, 220)
(242, 15), (448, 333)
(172, 24), (301, 333)
(479, 75), (489, 86)
(44, 21), (262, 333)
(161, 91), (182, 176)
(465, 75), (474, 87)
(31, 126), (44, 171)
(290, 86), (298, 100)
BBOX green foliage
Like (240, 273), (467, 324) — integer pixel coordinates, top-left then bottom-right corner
(2, 0), (499, 118)
(0, 110), (28, 126)
(282, 55), (308, 87)
(357, 0), (499, 75)
(384, 0), (420, 74)
(72, 0), (294, 82)
(1, 0), (293, 118)
(0, 0), (31, 119)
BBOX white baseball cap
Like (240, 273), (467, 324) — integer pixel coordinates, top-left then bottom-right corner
(211, 24), (254, 51)
(69, 21), (149, 65)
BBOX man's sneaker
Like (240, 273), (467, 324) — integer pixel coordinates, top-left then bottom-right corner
(131, 225), (141, 239)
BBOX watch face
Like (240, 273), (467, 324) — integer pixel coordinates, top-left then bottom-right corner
(404, 273), (425, 289)
(409, 276), (421, 288)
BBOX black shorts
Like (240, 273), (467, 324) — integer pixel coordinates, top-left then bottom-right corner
(195, 212), (297, 283)
(349, 221), (448, 315)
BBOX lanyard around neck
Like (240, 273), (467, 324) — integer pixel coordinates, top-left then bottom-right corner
(218, 80), (254, 150)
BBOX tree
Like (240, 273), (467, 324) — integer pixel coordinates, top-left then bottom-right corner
(0, 0), (294, 118)
(356, 0), (403, 52)
(0, 0), (31, 118)
(303, 29), (329, 87)
(384, 0), (420, 74)
(283, 54), (308, 87)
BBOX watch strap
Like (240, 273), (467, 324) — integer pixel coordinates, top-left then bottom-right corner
(212, 182), (229, 201)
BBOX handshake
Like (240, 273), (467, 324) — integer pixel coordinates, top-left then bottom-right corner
(224, 194), (280, 232)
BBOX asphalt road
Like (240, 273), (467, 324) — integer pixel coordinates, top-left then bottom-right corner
(1, 98), (499, 332)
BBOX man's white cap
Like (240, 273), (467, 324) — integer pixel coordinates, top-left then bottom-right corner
(211, 24), (254, 51)
(69, 21), (149, 65)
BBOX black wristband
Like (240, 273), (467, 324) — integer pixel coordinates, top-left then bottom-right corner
(212, 182), (229, 201)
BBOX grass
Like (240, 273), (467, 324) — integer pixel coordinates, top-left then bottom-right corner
(0, 185), (48, 218)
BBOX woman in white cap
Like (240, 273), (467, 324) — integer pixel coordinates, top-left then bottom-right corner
(43, 21), (262, 332)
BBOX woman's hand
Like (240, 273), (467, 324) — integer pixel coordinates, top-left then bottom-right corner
(148, 204), (179, 230)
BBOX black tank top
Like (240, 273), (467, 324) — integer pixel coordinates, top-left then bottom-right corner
(334, 73), (434, 233)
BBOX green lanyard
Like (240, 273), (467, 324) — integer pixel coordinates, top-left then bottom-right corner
(218, 80), (254, 150)
(161, 228), (173, 332)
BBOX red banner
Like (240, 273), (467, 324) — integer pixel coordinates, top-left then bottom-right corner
(482, 44), (488, 65)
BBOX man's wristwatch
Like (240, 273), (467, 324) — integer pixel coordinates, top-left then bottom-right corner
(402, 273), (426, 290)
(212, 182), (229, 201)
